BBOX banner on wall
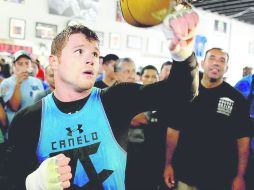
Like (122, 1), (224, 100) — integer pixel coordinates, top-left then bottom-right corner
(0, 42), (32, 54)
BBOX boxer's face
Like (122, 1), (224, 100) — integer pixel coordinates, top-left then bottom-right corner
(50, 33), (100, 92)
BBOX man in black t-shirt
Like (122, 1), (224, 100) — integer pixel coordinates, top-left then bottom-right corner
(164, 48), (252, 190)
(6, 10), (199, 190)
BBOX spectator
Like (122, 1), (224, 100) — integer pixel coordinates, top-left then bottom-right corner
(94, 54), (119, 88)
(35, 59), (45, 81)
(0, 58), (11, 80)
(34, 65), (55, 102)
(164, 48), (252, 190)
(126, 65), (163, 190)
(235, 70), (254, 190)
(243, 66), (253, 78)
(159, 61), (173, 81)
(0, 50), (44, 126)
(114, 57), (136, 83)
(96, 55), (104, 81)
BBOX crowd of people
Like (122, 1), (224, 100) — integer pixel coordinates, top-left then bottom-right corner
(0, 7), (253, 190)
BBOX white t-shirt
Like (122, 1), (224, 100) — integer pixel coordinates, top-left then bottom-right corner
(0, 75), (44, 124)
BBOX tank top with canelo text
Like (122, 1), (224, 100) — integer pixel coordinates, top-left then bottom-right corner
(36, 87), (127, 190)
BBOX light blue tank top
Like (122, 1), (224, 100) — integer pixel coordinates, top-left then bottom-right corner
(37, 87), (126, 189)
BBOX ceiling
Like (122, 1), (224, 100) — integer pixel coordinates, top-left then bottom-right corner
(191, 0), (254, 25)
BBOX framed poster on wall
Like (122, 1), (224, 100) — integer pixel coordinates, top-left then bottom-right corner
(109, 33), (121, 49)
(35, 22), (57, 40)
(126, 35), (142, 49)
(9, 18), (26, 39)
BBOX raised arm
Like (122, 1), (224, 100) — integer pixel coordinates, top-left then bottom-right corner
(101, 10), (200, 122)
(136, 9), (200, 112)
(3, 72), (28, 112)
(8, 80), (21, 112)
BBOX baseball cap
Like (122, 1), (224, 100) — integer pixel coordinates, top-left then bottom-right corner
(13, 50), (31, 63)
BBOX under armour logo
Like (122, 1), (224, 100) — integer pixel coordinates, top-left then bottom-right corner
(66, 124), (84, 136)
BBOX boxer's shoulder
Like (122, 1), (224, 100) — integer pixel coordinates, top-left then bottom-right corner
(15, 101), (42, 121)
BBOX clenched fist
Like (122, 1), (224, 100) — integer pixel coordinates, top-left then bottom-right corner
(26, 153), (72, 190)
(163, 6), (199, 61)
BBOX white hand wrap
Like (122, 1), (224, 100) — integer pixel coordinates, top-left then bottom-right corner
(161, 6), (199, 61)
(170, 39), (194, 62)
(26, 157), (62, 190)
